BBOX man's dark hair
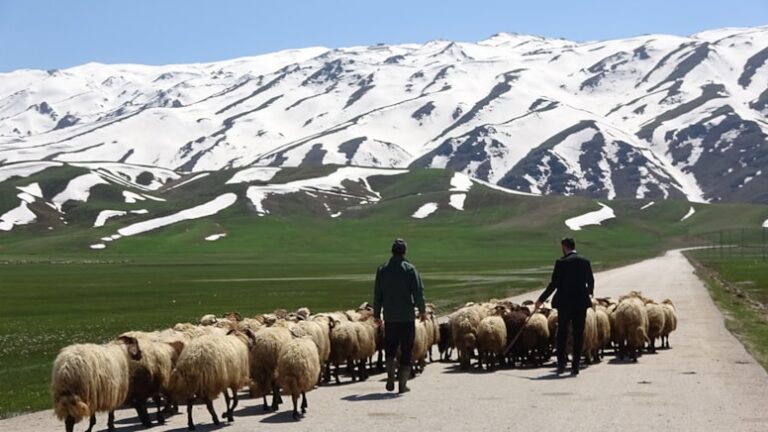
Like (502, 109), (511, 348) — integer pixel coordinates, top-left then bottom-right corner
(561, 237), (576, 250)
(392, 238), (407, 256)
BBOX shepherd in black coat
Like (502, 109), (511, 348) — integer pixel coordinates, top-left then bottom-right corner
(535, 237), (594, 376)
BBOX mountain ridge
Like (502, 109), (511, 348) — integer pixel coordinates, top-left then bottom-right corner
(1, 25), (767, 203)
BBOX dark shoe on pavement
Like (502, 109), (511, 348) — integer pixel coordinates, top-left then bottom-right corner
(398, 365), (411, 393)
(385, 359), (396, 392)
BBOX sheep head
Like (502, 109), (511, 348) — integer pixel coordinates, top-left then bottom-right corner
(116, 335), (142, 361)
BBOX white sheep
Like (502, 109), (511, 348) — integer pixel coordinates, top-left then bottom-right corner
(276, 334), (322, 420)
(168, 329), (252, 430)
(118, 331), (185, 427)
(594, 306), (612, 359)
(645, 301), (666, 353)
(249, 323), (293, 411)
(449, 304), (487, 370)
(477, 315), (507, 370)
(51, 335), (141, 432)
(612, 293), (650, 361)
(660, 299), (678, 348)
(520, 311), (550, 366)
(329, 319), (359, 383)
(352, 315), (377, 380)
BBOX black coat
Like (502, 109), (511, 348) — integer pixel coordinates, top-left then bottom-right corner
(537, 251), (594, 311)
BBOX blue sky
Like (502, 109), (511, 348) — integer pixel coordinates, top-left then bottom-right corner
(0, 0), (766, 72)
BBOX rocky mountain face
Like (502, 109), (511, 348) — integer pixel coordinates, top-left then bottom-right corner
(1, 26), (767, 203)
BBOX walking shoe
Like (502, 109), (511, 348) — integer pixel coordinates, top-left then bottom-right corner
(385, 359), (396, 392)
(398, 365), (411, 393)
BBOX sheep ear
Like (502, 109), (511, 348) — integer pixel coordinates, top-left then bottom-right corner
(245, 329), (257, 344)
(118, 336), (141, 361)
(226, 329), (236, 336)
(167, 341), (185, 358)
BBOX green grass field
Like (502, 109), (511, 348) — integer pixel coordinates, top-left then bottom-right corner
(1, 165), (767, 418)
(686, 250), (768, 371)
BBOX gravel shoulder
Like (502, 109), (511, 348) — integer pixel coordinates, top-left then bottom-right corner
(4, 249), (768, 432)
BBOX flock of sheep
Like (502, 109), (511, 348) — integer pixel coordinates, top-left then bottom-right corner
(449, 291), (678, 372)
(51, 292), (677, 432)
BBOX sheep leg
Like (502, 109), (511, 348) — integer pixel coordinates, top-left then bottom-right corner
(333, 362), (340, 384)
(324, 362), (331, 383)
(291, 394), (300, 420)
(84, 414), (96, 432)
(107, 411), (115, 431)
(271, 383), (281, 411)
(186, 399), (196, 431)
(65, 415), (75, 432)
(203, 397), (220, 425)
(262, 395), (270, 412)
(228, 388), (238, 422)
(223, 390), (232, 420)
(348, 359), (357, 381)
(134, 399), (152, 428)
(155, 395), (166, 424)
(301, 391), (308, 413)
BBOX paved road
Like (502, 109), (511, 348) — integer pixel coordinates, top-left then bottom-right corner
(4, 250), (768, 432)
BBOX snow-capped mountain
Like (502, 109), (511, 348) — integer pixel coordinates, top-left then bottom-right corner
(1, 26), (767, 203)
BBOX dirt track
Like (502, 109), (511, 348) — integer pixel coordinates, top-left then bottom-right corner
(4, 249), (768, 432)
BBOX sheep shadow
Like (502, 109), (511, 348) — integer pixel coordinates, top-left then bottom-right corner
(232, 403), (279, 418)
(607, 357), (641, 365)
(341, 392), (399, 402)
(260, 411), (303, 424)
(165, 423), (230, 432)
(528, 372), (571, 381)
(440, 363), (486, 374)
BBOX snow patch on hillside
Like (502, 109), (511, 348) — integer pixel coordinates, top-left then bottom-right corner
(168, 173), (210, 190)
(680, 206), (696, 221)
(52, 173), (108, 211)
(565, 203), (616, 231)
(412, 203), (438, 219)
(226, 167), (281, 184)
(449, 194), (467, 210)
(16, 183), (43, 198)
(93, 209), (149, 227)
(205, 233), (227, 241)
(245, 167), (407, 216)
(116, 193), (237, 237)
(0, 162), (62, 183)
(450, 173), (473, 192)
(640, 201), (655, 210)
(0, 201), (37, 231)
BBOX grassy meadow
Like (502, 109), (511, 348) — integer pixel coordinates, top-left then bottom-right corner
(0, 165), (767, 417)
(686, 249), (768, 371)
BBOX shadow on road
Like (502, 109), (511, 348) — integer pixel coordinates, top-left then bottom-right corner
(232, 403), (276, 417)
(260, 411), (302, 424)
(341, 392), (399, 402)
(165, 422), (230, 432)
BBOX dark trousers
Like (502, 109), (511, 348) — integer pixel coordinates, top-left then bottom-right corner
(556, 307), (587, 370)
(384, 321), (415, 367)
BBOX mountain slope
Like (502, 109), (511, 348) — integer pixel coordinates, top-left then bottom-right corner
(1, 26), (767, 203)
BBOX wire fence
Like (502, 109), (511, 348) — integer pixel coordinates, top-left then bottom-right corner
(692, 227), (768, 262)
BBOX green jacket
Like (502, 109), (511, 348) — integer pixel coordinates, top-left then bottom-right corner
(373, 256), (426, 322)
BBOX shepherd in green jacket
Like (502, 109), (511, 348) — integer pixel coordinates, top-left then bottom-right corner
(373, 238), (427, 394)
